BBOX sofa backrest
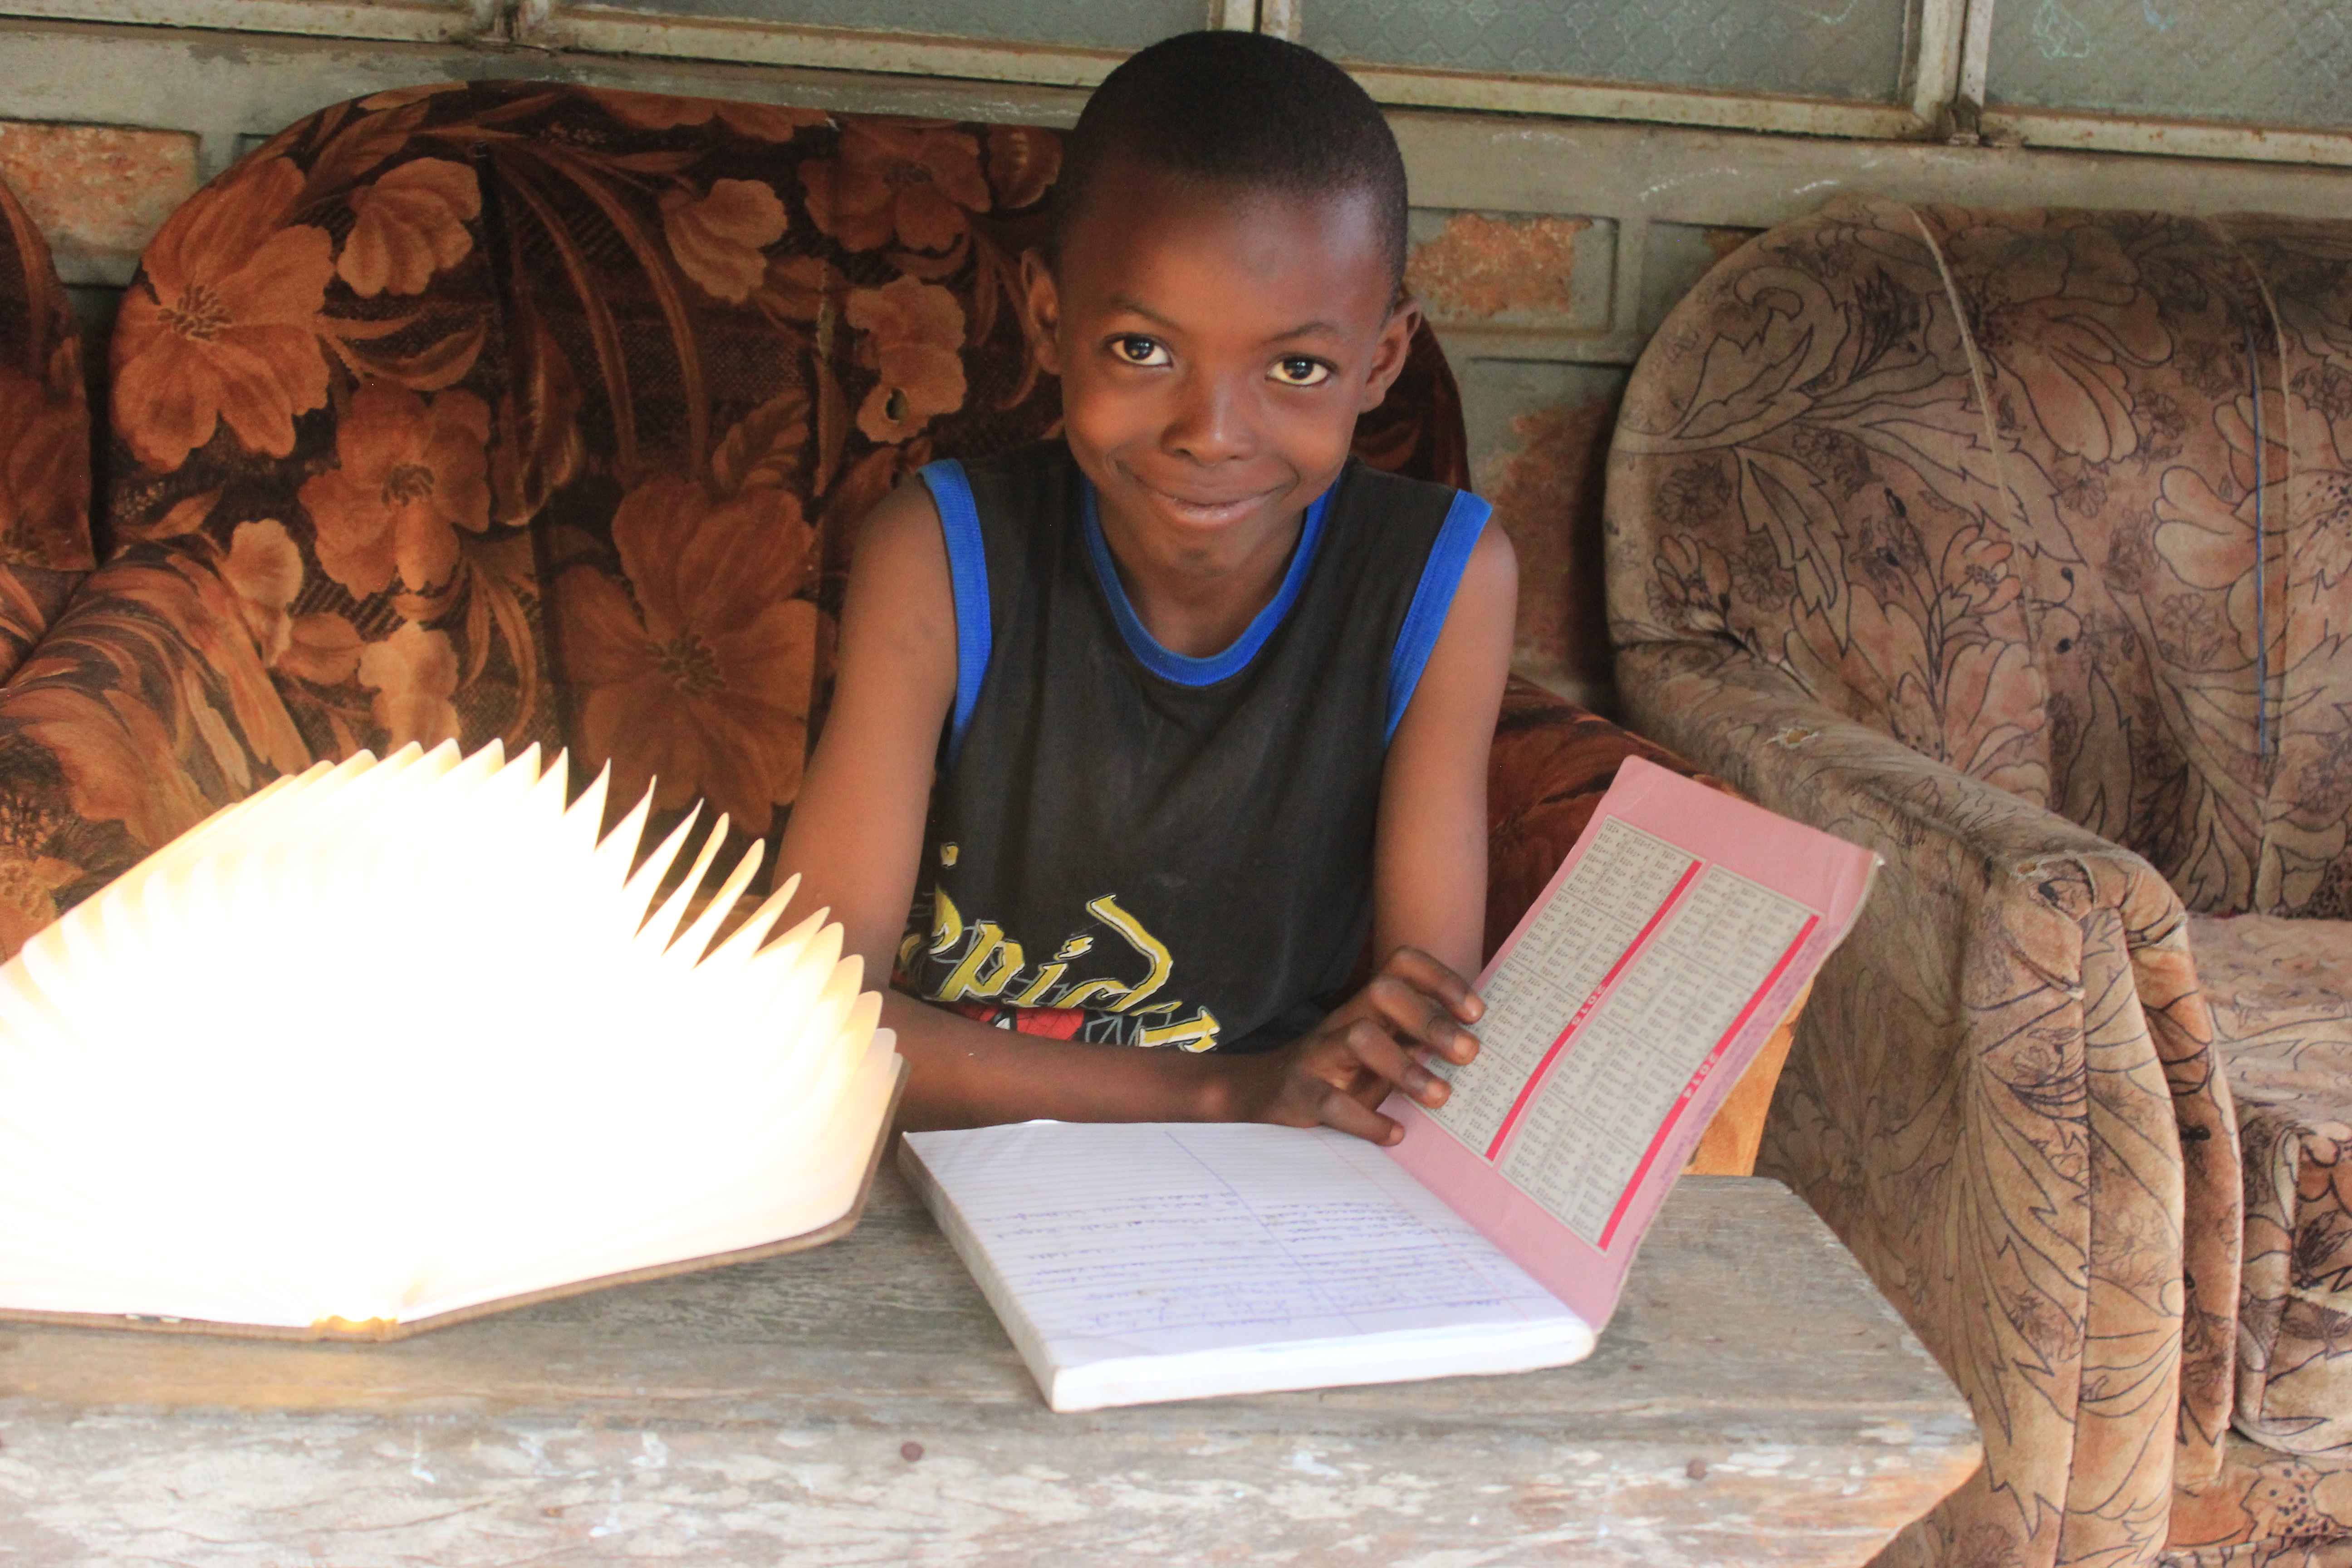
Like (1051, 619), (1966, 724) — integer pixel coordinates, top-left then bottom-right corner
(102, 83), (1467, 867)
(1608, 195), (2352, 918)
(0, 166), (93, 668)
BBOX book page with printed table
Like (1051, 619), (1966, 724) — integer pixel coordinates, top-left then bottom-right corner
(1387, 755), (1877, 1328)
(903, 757), (1877, 1411)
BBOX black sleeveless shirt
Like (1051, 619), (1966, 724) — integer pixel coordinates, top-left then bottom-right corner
(896, 439), (1487, 1054)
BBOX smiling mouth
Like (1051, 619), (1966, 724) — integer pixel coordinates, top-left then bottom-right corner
(1132, 476), (1281, 524)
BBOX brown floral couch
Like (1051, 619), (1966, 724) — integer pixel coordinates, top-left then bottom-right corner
(0, 83), (1758, 1131)
(1609, 195), (2352, 1567)
(0, 172), (92, 685)
(0, 169), (96, 946)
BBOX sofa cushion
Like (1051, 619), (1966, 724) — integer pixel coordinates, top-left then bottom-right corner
(1609, 195), (2352, 921)
(2195, 910), (2352, 1453)
(2209, 216), (2352, 921)
(2166, 1431), (2352, 1563)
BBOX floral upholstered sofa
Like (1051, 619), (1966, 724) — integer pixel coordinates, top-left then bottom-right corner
(0, 84), (1791, 1150)
(1610, 195), (2352, 1567)
(0, 171), (92, 703)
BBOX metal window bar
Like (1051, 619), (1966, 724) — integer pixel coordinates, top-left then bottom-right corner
(2, 0), (2351, 167)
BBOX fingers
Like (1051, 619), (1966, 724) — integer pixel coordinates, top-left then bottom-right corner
(1317, 1082), (1403, 1146)
(1335, 1016), (1451, 1112)
(1363, 956), (1482, 1070)
(1383, 945), (1485, 1024)
(1239, 951), (1496, 1145)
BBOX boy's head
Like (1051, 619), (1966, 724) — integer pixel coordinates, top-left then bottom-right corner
(1049, 31), (1409, 299)
(1029, 33), (1421, 556)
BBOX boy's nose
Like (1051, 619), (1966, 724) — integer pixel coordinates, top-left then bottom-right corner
(1161, 373), (1256, 465)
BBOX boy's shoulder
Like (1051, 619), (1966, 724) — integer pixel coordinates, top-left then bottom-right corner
(940, 436), (1075, 488)
(1329, 456), (1467, 520)
(932, 437), (1082, 532)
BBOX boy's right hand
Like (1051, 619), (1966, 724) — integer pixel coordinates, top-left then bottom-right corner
(1224, 946), (1482, 1146)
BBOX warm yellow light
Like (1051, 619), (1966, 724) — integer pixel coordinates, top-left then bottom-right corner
(0, 740), (898, 1333)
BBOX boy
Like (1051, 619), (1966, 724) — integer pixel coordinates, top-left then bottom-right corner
(775, 30), (1514, 1145)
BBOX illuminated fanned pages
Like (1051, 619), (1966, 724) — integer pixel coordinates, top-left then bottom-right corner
(0, 740), (901, 1337)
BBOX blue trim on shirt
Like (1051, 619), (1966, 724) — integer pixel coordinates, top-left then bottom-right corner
(1384, 490), (1491, 744)
(1079, 478), (1336, 687)
(918, 460), (991, 764)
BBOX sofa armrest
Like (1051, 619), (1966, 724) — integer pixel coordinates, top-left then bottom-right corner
(0, 542), (312, 955)
(1618, 637), (2242, 1561)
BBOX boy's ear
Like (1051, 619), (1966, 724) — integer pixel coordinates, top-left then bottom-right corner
(1020, 250), (1064, 377)
(1358, 297), (1423, 414)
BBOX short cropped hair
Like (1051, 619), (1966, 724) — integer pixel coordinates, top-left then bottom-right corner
(1049, 31), (1409, 294)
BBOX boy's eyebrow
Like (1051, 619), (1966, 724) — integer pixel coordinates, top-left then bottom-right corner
(1103, 293), (1344, 342)
(1105, 292), (1180, 329)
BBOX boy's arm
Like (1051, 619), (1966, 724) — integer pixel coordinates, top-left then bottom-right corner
(774, 481), (955, 975)
(1373, 519), (1518, 978)
(777, 482), (1246, 1129)
(1215, 520), (1517, 1144)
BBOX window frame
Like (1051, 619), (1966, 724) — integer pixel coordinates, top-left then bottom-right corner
(0, 0), (497, 44)
(0, 0), (2344, 168)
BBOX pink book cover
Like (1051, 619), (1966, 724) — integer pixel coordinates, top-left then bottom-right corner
(1379, 755), (1877, 1329)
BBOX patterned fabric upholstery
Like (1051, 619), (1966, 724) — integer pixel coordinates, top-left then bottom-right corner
(1609, 194), (2352, 1566)
(0, 83), (1704, 1049)
(2194, 916), (2352, 1456)
(2167, 1435), (2352, 1567)
(0, 168), (96, 952)
(0, 170), (92, 666)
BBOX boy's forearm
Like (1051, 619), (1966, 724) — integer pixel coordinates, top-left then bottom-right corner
(882, 991), (1240, 1130)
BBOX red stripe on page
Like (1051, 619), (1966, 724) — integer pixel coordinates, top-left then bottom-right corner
(1482, 858), (1703, 1162)
(1595, 912), (1820, 1250)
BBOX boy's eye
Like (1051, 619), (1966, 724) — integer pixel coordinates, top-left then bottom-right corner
(1112, 336), (1171, 368)
(1270, 356), (1332, 387)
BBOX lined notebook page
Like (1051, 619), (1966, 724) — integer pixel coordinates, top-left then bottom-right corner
(903, 1122), (1590, 1407)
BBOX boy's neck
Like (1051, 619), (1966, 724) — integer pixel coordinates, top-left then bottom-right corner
(1093, 491), (1309, 661)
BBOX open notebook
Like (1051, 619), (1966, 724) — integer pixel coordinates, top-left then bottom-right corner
(903, 758), (1878, 1411)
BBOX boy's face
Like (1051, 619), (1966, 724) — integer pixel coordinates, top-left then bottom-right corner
(1024, 164), (1419, 555)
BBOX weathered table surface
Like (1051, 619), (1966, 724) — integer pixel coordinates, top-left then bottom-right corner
(0, 1161), (1976, 1566)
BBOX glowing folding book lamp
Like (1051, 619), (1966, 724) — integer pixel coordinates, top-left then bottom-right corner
(0, 740), (903, 1340)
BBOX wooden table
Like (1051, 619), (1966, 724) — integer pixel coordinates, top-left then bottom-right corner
(0, 1164), (1976, 1566)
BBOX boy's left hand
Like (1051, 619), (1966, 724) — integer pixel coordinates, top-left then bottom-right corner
(1223, 946), (1482, 1145)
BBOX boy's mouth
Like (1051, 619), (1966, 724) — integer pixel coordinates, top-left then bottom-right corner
(1131, 476), (1281, 529)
